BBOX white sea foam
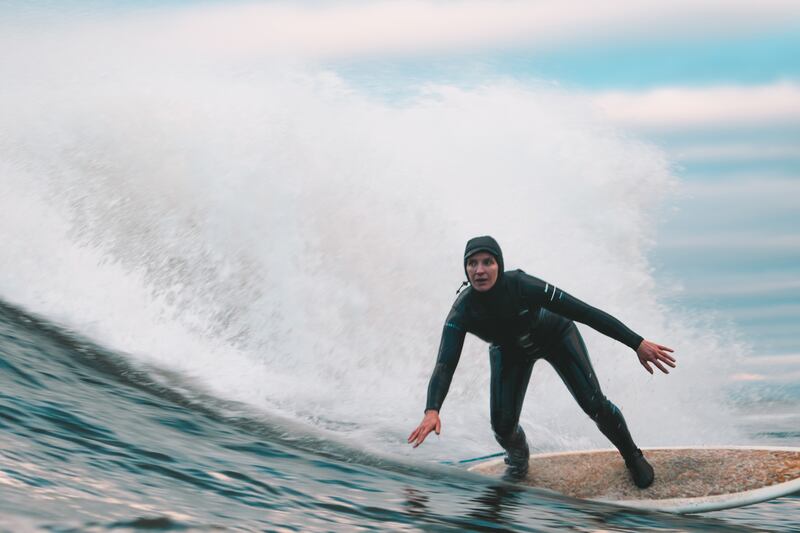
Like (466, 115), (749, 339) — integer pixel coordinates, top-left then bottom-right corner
(0, 5), (749, 460)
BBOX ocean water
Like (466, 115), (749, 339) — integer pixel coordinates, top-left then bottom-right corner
(1, 4), (798, 531)
(1, 301), (798, 532)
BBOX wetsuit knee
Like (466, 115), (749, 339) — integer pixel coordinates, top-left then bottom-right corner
(586, 397), (637, 458)
(581, 395), (619, 423)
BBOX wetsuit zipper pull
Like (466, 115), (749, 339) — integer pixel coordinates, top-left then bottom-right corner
(456, 281), (468, 294)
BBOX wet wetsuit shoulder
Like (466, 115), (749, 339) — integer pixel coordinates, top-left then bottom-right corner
(511, 270), (643, 351)
(424, 288), (472, 412)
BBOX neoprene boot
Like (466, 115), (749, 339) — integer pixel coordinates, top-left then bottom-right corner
(625, 449), (654, 488)
(500, 427), (530, 481)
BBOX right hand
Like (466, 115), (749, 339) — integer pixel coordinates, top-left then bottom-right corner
(636, 339), (676, 374)
(407, 410), (441, 448)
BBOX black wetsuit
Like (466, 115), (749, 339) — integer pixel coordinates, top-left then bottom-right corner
(425, 269), (643, 459)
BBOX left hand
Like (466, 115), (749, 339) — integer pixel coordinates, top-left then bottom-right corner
(636, 340), (676, 374)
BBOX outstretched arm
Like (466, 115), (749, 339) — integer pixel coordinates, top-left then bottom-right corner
(408, 318), (466, 448)
(526, 275), (643, 349)
(520, 273), (676, 373)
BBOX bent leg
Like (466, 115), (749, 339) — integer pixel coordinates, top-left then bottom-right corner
(489, 345), (534, 474)
(489, 345), (535, 442)
(544, 324), (638, 458)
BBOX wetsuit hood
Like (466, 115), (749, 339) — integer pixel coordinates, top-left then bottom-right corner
(463, 235), (504, 287)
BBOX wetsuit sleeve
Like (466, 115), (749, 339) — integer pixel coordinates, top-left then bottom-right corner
(520, 273), (643, 351)
(424, 309), (467, 412)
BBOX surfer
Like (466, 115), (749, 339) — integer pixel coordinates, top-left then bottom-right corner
(408, 236), (676, 488)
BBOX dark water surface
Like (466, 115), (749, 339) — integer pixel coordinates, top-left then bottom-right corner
(0, 301), (797, 532)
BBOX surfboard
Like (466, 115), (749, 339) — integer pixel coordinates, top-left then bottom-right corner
(467, 446), (800, 513)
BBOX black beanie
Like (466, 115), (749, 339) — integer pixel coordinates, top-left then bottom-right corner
(463, 236), (504, 280)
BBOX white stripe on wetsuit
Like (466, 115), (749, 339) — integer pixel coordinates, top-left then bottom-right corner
(544, 283), (558, 301)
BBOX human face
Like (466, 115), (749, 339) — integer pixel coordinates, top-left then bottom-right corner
(466, 252), (499, 292)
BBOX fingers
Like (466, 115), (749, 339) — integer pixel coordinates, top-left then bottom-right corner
(639, 345), (676, 374)
(659, 353), (677, 368)
(639, 341), (677, 371)
(653, 343), (676, 362)
(654, 345), (676, 368)
(408, 422), (438, 448)
(653, 359), (669, 374)
(408, 422), (426, 441)
(408, 427), (421, 446)
(653, 352), (672, 373)
(412, 426), (432, 448)
(640, 354), (672, 374)
(659, 350), (677, 365)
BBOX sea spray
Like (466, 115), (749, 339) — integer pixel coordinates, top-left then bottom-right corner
(0, 5), (747, 461)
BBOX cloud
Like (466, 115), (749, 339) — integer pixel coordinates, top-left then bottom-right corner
(721, 303), (800, 322)
(665, 275), (800, 300)
(71, 0), (800, 60)
(740, 353), (800, 366)
(671, 143), (800, 162)
(679, 176), (800, 203)
(593, 82), (800, 131)
(660, 233), (800, 252)
(733, 356), (800, 382)
(730, 373), (767, 382)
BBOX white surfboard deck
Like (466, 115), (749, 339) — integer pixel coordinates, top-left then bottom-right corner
(467, 446), (800, 513)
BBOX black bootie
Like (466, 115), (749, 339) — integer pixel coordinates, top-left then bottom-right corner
(500, 427), (530, 481)
(625, 449), (654, 488)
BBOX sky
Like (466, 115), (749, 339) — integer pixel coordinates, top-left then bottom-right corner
(4, 0), (799, 357)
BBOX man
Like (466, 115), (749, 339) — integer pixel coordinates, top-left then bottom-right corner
(408, 236), (675, 487)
